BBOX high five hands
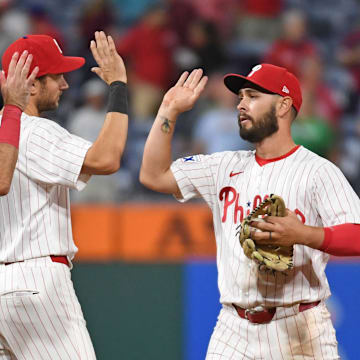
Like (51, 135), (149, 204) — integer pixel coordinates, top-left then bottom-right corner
(90, 31), (127, 85)
(0, 51), (38, 110)
(161, 69), (208, 116)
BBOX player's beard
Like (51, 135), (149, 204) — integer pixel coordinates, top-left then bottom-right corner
(36, 82), (60, 113)
(238, 105), (279, 143)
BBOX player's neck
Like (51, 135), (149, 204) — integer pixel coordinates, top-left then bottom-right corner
(255, 132), (296, 159)
(24, 103), (40, 117)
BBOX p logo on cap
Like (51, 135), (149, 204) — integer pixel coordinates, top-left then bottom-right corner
(248, 64), (262, 78)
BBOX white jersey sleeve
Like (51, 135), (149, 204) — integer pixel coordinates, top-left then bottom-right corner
(313, 160), (360, 226)
(21, 117), (92, 191)
(170, 154), (217, 206)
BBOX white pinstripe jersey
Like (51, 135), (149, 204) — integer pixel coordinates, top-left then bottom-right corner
(0, 113), (92, 263)
(171, 145), (360, 308)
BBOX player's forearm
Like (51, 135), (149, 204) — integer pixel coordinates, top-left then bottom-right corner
(297, 225), (325, 250)
(141, 69), (207, 193)
(0, 105), (22, 195)
(81, 111), (128, 175)
(81, 80), (129, 175)
(0, 144), (18, 195)
(140, 104), (179, 191)
(299, 223), (360, 256)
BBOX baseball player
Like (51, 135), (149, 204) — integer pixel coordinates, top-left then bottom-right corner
(0, 31), (128, 359)
(140, 64), (360, 359)
(0, 51), (38, 196)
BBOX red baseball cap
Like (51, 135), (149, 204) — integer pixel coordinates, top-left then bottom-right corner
(224, 64), (302, 112)
(2, 35), (85, 78)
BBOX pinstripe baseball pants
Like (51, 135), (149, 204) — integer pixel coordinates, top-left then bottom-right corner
(0, 257), (96, 360)
(206, 302), (339, 360)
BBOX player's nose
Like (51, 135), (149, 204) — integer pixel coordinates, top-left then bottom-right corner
(237, 98), (247, 111)
(59, 75), (69, 90)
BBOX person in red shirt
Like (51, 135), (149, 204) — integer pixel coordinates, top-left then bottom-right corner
(264, 9), (341, 132)
(29, 5), (66, 51)
(263, 9), (319, 78)
(116, 4), (177, 120)
(237, 0), (284, 43)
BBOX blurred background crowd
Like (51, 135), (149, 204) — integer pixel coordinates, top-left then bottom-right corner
(2, 0), (360, 202)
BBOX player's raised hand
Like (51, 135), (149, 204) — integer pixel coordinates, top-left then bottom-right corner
(90, 31), (127, 85)
(0, 50), (39, 110)
(161, 69), (208, 115)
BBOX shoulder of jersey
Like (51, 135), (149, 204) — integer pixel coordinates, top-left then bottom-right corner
(21, 114), (64, 130)
(209, 149), (254, 161)
(21, 113), (50, 122)
(297, 146), (333, 170)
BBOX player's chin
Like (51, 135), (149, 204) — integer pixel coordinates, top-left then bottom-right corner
(54, 96), (61, 107)
(241, 119), (252, 127)
(47, 101), (60, 112)
(239, 120), (252, 129)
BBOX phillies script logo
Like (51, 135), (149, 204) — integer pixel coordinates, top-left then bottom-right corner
(219, 186), (306, 224)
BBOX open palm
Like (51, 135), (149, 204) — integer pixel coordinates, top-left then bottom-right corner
(163, 69), (208, 114)
(90, 31), (127, 84)
(0, 51), (38, 110)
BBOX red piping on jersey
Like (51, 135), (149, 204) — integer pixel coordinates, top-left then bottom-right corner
(321, 223), (360, 256)
(255, 145), (301, 166)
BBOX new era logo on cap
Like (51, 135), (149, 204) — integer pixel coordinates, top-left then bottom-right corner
(223, 63), (302, 112)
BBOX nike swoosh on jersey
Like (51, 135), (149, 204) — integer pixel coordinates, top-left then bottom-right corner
(229, 171), (244, 177)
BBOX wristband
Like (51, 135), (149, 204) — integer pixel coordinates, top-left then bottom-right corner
(107, 81), (128, 115)
(321, 223), (360, 256)
(0, 104), (22, 148)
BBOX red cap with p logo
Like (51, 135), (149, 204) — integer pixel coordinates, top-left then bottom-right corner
(2, 34), (85, 78)
(224, 64), (302, 112)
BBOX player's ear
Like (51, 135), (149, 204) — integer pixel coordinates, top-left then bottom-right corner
(276, 96), (293, 117)
(31, 78), (42, 96)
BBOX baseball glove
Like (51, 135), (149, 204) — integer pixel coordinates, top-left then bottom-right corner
(238, 194), (293, 272)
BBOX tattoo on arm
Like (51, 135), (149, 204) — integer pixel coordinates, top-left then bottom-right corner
(160, 116), (175, 134)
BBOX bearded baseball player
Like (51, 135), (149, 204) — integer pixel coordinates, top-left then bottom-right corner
(140, 64), (360, 359)
(0, 31), (128, 359)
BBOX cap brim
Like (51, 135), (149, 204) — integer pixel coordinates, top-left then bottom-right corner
(224, 74), (249, 94)
(224, 73), (277, 96)
(47, 56), (85, 75)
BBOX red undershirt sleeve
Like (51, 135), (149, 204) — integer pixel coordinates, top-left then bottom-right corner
(320, 223), (360, 256)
